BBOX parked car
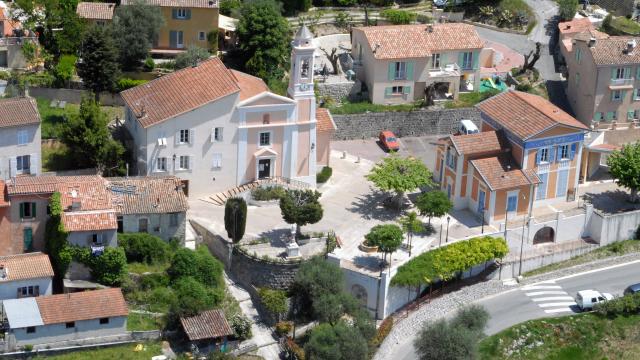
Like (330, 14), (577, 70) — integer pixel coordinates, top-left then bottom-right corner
(458, 119), (479, 135)
(433, 0), (447, 7)
(576, 290), (614, 311)
(379, 130), (400, 152)
(623, 283), (640, 296)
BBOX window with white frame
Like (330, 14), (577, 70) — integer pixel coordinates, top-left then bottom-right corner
(156, 157), (167, 172)
(18, 285), (39, 298)
(179, 129), (190, 144)
(612, 90), (623, 101)
(394, 62), (406, 80)
(391, 86), (403, 94)
(539, 148), (549, 163)
(17, 130), (28, 145)
(614, 67), (625, 79)
(17, 155), (30, 173)
(212, 153), (223, 168)
(198, 31), (206, 41)
(431, 53), (440, 68)
(212, 127), (223, 142)
(259, 132), (271, 147)
(176, 8), (187, 18)
(462, 51), (473, 69)
(559, 144), (569, 159)
(179, 155), (190, 170)
(445, 148), (457, 169)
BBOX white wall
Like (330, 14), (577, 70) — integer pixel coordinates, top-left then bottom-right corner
(67, 230), (117, 248)
(122, 212), (186, 241)
(12, 316), (127, 346)
(0, 277), (52, 301)
(0, 123), (41, 180)
(589, 208), (640, 245)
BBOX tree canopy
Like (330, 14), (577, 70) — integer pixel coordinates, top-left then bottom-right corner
(77, 25), (120, 99)
(558, 0), (579, 21)
(279, 189), (323, 238)
(224, 197), (247, 243)
(292, 256), (344, 318)
(416, 190), (453, 223)
(174, 46), (211, 69)
(167, 247), (224, 287)
(237, 0), (291, 80)
(305, 321), (370, 360)
(365, 224), (403, 257)
(112, 0), (164, 70)
(607, 142), (640, 203)
(366, 155), (433, 208)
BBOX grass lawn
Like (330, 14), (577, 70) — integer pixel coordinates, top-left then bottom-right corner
(524, 239), (640, 277)
(36, 97), (124, 139)
(327, 100), (423, 114)
(445, 90), (500, 109)
(42, 141), (76, 172)
(127, 312), (165, 331)
(127, 261), (170, 275)
(610, 16), (640, 35)
(34, 342), (163, 360)
(479, 312), (640, 359)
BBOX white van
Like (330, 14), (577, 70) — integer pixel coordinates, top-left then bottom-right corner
(576, 290), (614, 311)
(459, 119), (479, 135)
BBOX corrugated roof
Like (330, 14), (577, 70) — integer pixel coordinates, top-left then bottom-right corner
(354, 23), (484, 60)
(121, 0), (218, 8)
(120, 57), (241, 128)
(0, 252), (54, 282)
(180, 309), (233, 341)
(76, 2), (115, 20)
(316, 108), (336, 133)
(477, 90), (588, 140)
(36, 288), (128, 325)
(4, 298), (43, 329)
(0, 97), (41, 129)
(107, 176), (188, 215)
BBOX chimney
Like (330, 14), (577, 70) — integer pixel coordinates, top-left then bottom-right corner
(626, 39), (636, 53)
(426, 24), (433, 33)
(0, 265), (7, 280)
(588, 37), (596, 47)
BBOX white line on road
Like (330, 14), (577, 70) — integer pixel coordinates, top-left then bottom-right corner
(544, 308), (575, 314)
(531, 259), (640, 285)
(525, 290), (568, 296)
(538, 302), (578, 308)
(521, 285), (562, 290)
(531, 296), (575, 302)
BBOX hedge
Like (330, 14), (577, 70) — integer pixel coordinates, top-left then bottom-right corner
(391, 236), (508, 287)
(117, 78), (148, 92)
(371, 316), (393, 347)
(316, 166), (332, 183)
(594, 292), (640, 317)
(118, 233), (170, 264)
(380, 9), (417, 25)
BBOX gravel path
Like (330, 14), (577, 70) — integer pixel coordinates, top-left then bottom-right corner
(374, 252), (640, 360)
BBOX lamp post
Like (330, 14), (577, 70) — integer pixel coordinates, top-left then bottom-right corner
(518, 216), (529, 276)
(445, 216), (451, 243)
(481, 209), (485, 234)
(439, 221), (443, 247)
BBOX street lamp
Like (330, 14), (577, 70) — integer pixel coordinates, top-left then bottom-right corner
(439, 221), (443, 247)
(481, 209), (485, 234)
(518, 216), (529, 276)
(445, 216), (451, 243)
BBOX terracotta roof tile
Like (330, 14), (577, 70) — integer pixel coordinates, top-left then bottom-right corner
(558, 18), (593, 35)
(7, 176), (102, 196)
(591, 143), (621, 151)
(231, 70), (269, 101)
(316, 108), (336, 133)
(107, 176), (188, 214)
(0, 181), (8, 207)
(471, 154), (537, 191)
(121, 0), (218, 7)
(450, 130), (506, 155)
(477, 90), (588, 140)
(573, 28), (609, 42)
(36, 288), (128, 325)
(0, 97), (41, 129)
(585, 36), (640, 65)
(76, 2), (115, 20)
(180, 309), (233, 341)
(354, 23), (484, 60)
(56, 178), (112, 211)
(61, 210), (118, 232)
(121, 57), (241, 128)
(0, 252), (54, 282)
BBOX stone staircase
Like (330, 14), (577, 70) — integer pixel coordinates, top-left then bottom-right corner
(207, 177), (311, 206)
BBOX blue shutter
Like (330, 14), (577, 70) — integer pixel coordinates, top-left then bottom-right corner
(186, 9), (191, 19)
(612, 68), (617, 80)
(406, 62), (414, 79)
(570, 143), (576, 160)
(473, 51), (479, 69)
(385, 87), (392, 97)
(403, 86), (411, 95)
(172, 9), (178, 19)
(624, 67), (631, 79)
(535, 149), (542, 165)
(549, 146), (556, 162)
(169, 31), (177, 48)
(388, 63), (395, 81)
(458, 52), (464, 68)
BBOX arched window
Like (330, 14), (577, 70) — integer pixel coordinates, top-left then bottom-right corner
(533, 226), (555, 244)
(300, 58), (310, 79)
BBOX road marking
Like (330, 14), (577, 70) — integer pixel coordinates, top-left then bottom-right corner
(521, 285), (562, 290)
(525, 290), (568, 296)
(532, 296), (575, 302)
(530, 259), (640, 285)
(544, 308), (575, 314)
(538, 302), (578, 308)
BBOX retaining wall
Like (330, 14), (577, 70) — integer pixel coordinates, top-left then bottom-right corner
(28, 87), (124, 106)
(331, 108), (481, 140)
(588, 208), (640, 245)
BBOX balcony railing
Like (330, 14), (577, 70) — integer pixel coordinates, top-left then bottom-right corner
(610, 78), (634, 87)
(427, 63), (460, 79)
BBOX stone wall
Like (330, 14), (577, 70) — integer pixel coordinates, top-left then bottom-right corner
(331, 107), (481, 140)
(316, 80), (364, 104)
(28, 87), (124, 107)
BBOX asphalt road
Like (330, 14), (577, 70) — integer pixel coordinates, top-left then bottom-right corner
(389, 260), (640, 360)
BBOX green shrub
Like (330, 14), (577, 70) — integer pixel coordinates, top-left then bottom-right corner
(155, 60), (175, 70)
(259, 288), (288, 320)
(143, 57), (155, 71)
(371, 316), (393, 347)
(0, 70), (10, 80)
(316, 166), (332, 183)
(119, 233), (171, 264)
(515, 83), (532, 92)
(230, 313), (252, 340)
(595, 292), (640, 317)
(52, 54), (77, 87)
(220, 0), (241, 15)
(23, 344), (33, 352)
(252, 186), (286, 201)
(275, 321), (293, 336)
(72, 246), (128, 286)
(167, 246), (224, 287)
(117, 78), (148, 92)
(416, 14), (432, 24)
(224, 197), (247, 243)
(170, 276), (223, 318)
(380, 9), (416, 25)
(139, 273), (170, 290)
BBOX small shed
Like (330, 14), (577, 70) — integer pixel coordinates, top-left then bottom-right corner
(180, 309), (234, 352)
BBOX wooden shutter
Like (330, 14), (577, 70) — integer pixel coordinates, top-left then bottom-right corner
(385, 87), (392, 97)
(406, 62), (414, 80)
(186, 9), (191, 19)
(175, 130), (180, 145)
(10, 157), (16, 177)
(458, 52), (464, 68)
(169, 30), (177, 48)
(549, 146), (556, 162)
(403, 86), (410, 95)
(32, 203), (36, 217)
(189, 129), (194, 144)
(570, 143), (577, 160)
(172, 9), (178, 19)
(19, 203), (24, 218)
(473, 51), (479, 69)
(535, 149), (542, 164)
(388, 63), (395, 81)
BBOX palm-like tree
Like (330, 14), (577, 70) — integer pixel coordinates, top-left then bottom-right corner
(399, 211), (424, 256)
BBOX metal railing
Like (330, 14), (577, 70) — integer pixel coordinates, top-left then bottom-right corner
(610, 78), (634, 86)
(427, 63), (460, 78)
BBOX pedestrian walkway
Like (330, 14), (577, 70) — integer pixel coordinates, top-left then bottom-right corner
(521, 280), (577, 314)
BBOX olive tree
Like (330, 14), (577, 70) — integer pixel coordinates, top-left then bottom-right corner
(366, 155), (433, 209)
(607, 142), (640, 203)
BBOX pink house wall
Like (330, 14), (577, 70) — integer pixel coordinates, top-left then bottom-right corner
(244, 127), (285, 181)
(245, 110), (288, 126)
(297, 124), (310, 177)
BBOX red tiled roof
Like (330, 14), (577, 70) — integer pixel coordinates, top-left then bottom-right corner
(231, 70), (269, 101)
(591, 143), (621, 151)
(121, 0), (218, 7)
(6, 176), (102, 196)
(0, 97), (41, 129)
(558, 18), (593, 35)
(586, 36), (640, 65)
(471, 154), (537, 191)
(0, 252), (54, 282)
(61, 210), (118, 232)
(477, 90), (588, 140)
(107, 176), (188, 214)
(180, 309), (233, 341)
(354, 23), (484, 60)
(316, 108), (336, 133)
(76, 2), (115, 20)
(0, 181), (8, 207)
(36, 288), (128, 325)
(450, 130), (505, 155)
(121, 57), (241, 128)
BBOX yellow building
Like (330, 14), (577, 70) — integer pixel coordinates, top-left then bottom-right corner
(121, 0), (219, 55)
